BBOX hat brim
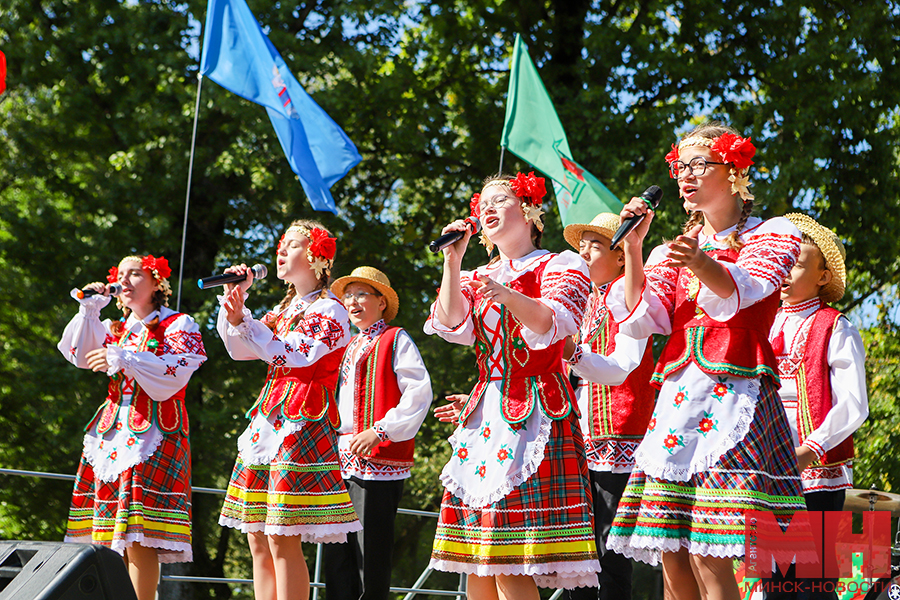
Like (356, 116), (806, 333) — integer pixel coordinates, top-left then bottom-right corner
(784, 213), (846, 304)
(563, 224), (618, 251)
(331, 276), (400, 323)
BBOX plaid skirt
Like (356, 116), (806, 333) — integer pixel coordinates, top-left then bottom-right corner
(65, 433), (192, 563)
(608, 376), (805, 565)
(218, 419), (361, 543)
(430, 412), (600, 589)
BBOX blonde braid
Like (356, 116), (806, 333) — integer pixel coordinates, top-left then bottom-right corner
(682, 210), (705, 234)
(724, 200), (753, 251)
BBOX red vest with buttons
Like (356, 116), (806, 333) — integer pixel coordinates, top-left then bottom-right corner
(87, 312), (189, 437)
(652, 246), (780, 387)
(583, 314), (656, 440)
(795, 307), (854, 466)
(459, 254), (578, 426)
(349, 327), (415, 467)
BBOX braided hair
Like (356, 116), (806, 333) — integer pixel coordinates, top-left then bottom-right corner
(110, 256), (168, 337)
(678, 122), (754, 251)
(480, 173), (544, 265)
(269, 219), (335, 332)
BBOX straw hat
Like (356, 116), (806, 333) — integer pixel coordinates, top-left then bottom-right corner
(331, 266), (400, 322)
(563, 212), (621, 250)
(784, 213), (846, 304)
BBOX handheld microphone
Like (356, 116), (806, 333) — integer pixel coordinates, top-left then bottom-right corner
(198, 264), (268, 290)
(76, 283), (123, 299)
(429, 218), (482, 253)
(610, 185), (663, 250)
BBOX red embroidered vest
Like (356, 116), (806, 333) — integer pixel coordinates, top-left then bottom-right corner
(87, 313), (189, 437)
(248, 350), (343, 427)
(652, 247), (780, 387)
(459, 255), (578, 426)
(350, 327), (415, 467)
(795, 307), (853, 466)
(583, 314), (656, 440)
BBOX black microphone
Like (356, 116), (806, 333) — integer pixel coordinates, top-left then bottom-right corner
(76, 283), (123, 299)
(198, 264), (268, 290)
(429, 218), (482, 253)
(610, 185), (663, 250)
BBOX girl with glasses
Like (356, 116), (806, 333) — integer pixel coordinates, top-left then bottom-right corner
(424, 172), (600, 600)
(605, 122), (807, 600)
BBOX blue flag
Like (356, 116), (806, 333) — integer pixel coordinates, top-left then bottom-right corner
(199, 0), (361, 213)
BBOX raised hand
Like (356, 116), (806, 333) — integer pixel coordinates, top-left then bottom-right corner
(434, 394), (468, 424)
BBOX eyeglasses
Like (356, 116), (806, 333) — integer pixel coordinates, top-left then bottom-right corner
(342, 291), (381, 303)
(669, 156), (726, 180)
(478, 195), (512, 213)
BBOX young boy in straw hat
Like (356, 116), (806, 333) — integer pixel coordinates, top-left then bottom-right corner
(766, 214), (868, 600)
(560, 213), (656, 600)
(322, 266), (433, 600)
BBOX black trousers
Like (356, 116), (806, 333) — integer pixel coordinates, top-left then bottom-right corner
(765, 489), (846, 600)
(564, 470), (633, 600)
(322, 477), (404, 600)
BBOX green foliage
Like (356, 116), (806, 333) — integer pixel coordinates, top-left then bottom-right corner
(2, 1), (900, 599)
(854, 299), (900, 495)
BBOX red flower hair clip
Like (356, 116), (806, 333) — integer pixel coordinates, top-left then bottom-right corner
(308, 228), (337, 261)
(711, 133), (756, 171)
(664, 144), (680, 178)
(509, 171), (547, 206)
(107, 266), (119, 283)
(469, 193), (481, 218)
(142, 255), (172, 280)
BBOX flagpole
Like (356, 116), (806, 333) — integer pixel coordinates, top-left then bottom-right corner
(176, 72), (204, 312)
(498, 145), (505, 174)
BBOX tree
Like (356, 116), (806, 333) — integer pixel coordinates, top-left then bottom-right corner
(2, 1), (899, 598)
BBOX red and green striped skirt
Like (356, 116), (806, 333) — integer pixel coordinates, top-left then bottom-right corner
(608, 376), (805, 565)
(430, 413), (600, 589)
(219, 419), (361, 543)
(65, 433), (192, 563)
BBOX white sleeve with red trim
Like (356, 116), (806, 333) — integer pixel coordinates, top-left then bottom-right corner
(57, 291), (114, 369)
(423, 270), (477, 345)
(697, 217), (801, 322)
(106, 311), (207, 402)
(605, 244), (677, 339)
(802, 316), (868, 458)
(374, 331), (433, 442)
(217, 294), (351, 366)
(519, 250), (591, 350)
(570, 332), (648, 387)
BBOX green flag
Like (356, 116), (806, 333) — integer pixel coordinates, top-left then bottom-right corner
(501, 34), (623, 226)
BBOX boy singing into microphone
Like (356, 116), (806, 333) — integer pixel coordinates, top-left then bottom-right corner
(323, 267), (433, 600)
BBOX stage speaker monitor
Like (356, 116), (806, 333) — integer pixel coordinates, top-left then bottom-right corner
(0, 541), (137, 600)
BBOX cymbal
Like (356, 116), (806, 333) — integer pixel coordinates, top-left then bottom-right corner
(843, 488), (900, 515)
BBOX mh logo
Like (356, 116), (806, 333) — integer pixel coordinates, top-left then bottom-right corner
(745, 510), (891, 579)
